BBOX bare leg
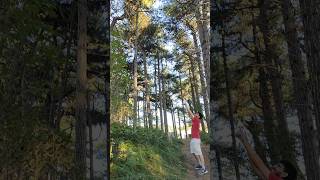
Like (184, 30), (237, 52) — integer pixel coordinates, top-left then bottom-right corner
(199, 153), (205, 169)
(192, 153), (201, 165)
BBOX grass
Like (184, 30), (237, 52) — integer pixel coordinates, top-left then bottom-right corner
(111, 123), (187, 180)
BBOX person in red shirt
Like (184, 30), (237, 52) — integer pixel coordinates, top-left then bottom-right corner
(184, 102), (208, 175)
(236, 127), (297, 180)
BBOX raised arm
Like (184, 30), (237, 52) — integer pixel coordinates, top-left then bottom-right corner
(237, 128), (270, 179)
(183, 101), (194, 119)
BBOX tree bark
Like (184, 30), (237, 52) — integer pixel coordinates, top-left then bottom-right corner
(154, 57), (159, 129)
(178, 110), (182, 139)
(132, 3), (140, 128)
(157, 51), (164, 131)
(257, 0), (295, 163)
(282, 0), (320, 178)
(161, 57), (169, 135)
(188, 23), (210, 132)
(299, 0), (320, 160)
(221, 27), (241, 180)
(75, 0), (87, 178)
(195, 0), (210, 95)
(88, 93), (94, 180)
(179, 72), (188, 138)
(188, 56), (206, 132)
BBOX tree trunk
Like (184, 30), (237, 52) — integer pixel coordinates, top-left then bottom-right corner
(143, 51), (151, 128)
(188, 23), (210, 132)
(172, 108), (177, 137)
(154, 57), (158, 129)
(88, 93), (94, 180)
(188, 58), (206, 132)
(299, 0), (320, 160)
(188, 69), (197, 110)
(157, 51), (164, 131)
(257, 0), (295, 163)
(178, 110), (182, 139)
(179, 72), (188, 138)
(195, 0), (210, 95)
(282, 0), (320, 178)
(161, 58), (168, 135)
(250, 7), (280, 163)
(75, 0), (87, 178)
(210, 47), (222, 180)
(132, 3), (140, 128)
(221, 28), (241, 180)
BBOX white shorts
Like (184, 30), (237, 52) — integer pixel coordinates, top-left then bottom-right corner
(190, 138), (202, 155)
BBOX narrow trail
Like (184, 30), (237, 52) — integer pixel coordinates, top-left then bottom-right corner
(182, 139), (210, 180)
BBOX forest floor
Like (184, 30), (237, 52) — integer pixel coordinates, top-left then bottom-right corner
(182, 139), (210, 180)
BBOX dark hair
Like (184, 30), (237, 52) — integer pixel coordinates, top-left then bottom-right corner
(280, 160), (297, 180)
(196, 112), (203, 119)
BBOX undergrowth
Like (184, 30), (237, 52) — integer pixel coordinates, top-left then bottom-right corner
(111, 123), (187, 180)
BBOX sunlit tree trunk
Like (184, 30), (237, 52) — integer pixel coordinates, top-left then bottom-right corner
(132, 3), (140, 128)
(177, 110), (182, 139)
(179, 72), (188, 138)
(154, 57), (159, 129)
(161, 57), (168, 135)
(188, 61), (206, 132)
(157, 51), (164, 131)
(195, 0), (210, 94)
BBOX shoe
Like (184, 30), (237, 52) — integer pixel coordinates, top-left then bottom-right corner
(194, 164), (202, 170)
(199, 168), (208, 175)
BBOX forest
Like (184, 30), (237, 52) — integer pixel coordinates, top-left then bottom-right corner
(1, 0), (108, 179)
(111, 0), (320, 180)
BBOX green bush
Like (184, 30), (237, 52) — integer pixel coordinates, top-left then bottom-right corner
(111, 123), (186, 180)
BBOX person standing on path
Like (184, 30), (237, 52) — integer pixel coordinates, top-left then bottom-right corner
(184, 102), (208, 175)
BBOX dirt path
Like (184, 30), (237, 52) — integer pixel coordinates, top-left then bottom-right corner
(182, 139), (210, 180)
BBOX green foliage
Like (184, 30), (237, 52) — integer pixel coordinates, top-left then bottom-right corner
(111, 123), (186, 179)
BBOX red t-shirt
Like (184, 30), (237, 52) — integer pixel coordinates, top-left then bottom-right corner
(191, 116), (200, 138)
(269, 172), (283, 180)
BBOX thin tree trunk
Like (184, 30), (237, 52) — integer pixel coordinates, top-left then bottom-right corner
(188, 59), (206, 132)
(161, 58), (168, 135)
(154, 57), (158, 129)
(75, 0), (87, 178)
(172, 108), (177, 137)
(188, 69), (197, 110)
(281, 0), (320, 178)
(143, 51), (152, 128)
(179, 72), (188, 139)
(88, 93), (94, 180)
(157, 51), (164, 131)
(221, 26), (240, 180)
(178, 110), (182, 139)
(132, 3), (140, 128)
(143, 93), (146, 128)
(137, 97), (140, 126)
